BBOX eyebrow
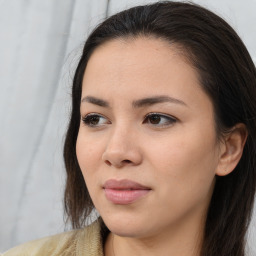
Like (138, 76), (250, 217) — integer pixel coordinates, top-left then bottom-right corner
(81, 95), (187, 108)
(132, 95), (187, 108)
(81, 96), (110, 107)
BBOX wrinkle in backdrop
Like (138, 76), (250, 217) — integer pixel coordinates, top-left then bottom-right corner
(0, 0), (108, 251)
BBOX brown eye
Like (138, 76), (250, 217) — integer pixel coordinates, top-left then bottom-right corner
(144, 113), (177, 127)
(149, 115), (161, 124)
(88, 116), (100, 125)
(82, 114), (109, 127)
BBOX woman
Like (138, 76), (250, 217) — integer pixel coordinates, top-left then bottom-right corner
(3, 1), (256, 256)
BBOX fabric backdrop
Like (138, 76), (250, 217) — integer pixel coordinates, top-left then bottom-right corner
(0, 0), (255, 252)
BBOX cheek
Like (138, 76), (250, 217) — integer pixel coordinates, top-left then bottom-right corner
(76, 129), (103, 178)
(146, 128), (218, 196)
(76, 130), (108, 209)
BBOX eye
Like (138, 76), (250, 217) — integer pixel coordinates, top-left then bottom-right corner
(82, 113), (110, 127)
(143, 113), (177, 127)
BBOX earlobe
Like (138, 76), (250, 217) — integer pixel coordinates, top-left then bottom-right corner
(216, 123), (248, 176)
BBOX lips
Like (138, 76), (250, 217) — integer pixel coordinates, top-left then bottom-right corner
(103, 179), (151, 204)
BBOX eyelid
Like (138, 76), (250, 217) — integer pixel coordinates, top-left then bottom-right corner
(81, 112), (177, 128)
(143, 112), (177, 127)
(81, 113), (110, 127)
(145, 112), (177, 119)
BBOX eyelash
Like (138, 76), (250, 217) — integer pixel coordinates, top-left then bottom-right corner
(81, 113), (177, 128)
(143, 113), (177, 127)
(82, 113), (110, 127)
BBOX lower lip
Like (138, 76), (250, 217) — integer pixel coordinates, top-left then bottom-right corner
(104, 188), (150, 204)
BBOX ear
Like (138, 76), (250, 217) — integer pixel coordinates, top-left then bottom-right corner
(215, 123), (248, 176)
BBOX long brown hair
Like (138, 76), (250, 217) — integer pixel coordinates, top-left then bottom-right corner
(63, 2), (256, 255)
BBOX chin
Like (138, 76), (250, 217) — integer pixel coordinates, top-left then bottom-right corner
(100, 211), (148, 238)
(108, 224), (145, 238)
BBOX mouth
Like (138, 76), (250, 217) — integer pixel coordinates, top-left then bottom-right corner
(103, 179), (151, 205)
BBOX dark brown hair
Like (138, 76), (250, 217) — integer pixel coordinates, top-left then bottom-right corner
(64, 2), (256, 255)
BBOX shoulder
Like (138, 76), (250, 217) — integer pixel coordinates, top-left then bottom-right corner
(2, 219), (104, 256)
(1, 230), (79, 256)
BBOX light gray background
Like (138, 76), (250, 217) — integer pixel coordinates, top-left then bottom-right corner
(0, 0), (255, 253)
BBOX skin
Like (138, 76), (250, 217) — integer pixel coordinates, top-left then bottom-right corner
(76, 37), (247, 256)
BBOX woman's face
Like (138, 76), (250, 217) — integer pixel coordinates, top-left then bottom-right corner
(76, 37), (223, 238)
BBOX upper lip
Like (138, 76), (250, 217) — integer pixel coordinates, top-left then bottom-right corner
(103, 179), (151, 190)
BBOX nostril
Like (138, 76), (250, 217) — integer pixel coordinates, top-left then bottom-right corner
(123, 160), (132, 164)
(105, 160), (111, 166)
(104, 159), (132, 167)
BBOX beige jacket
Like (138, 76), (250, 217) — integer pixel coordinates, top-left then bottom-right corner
(2, 220), (104, 256)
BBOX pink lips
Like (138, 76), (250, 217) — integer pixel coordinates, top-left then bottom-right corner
(103, 179), (151, 205)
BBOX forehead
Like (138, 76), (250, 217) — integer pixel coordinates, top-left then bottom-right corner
(83, 37), (204, 101)
(82, 37), (199, 91)
(84, 37), (189, 74)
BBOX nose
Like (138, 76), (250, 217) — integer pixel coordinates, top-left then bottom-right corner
(102, 126), (142, 168)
